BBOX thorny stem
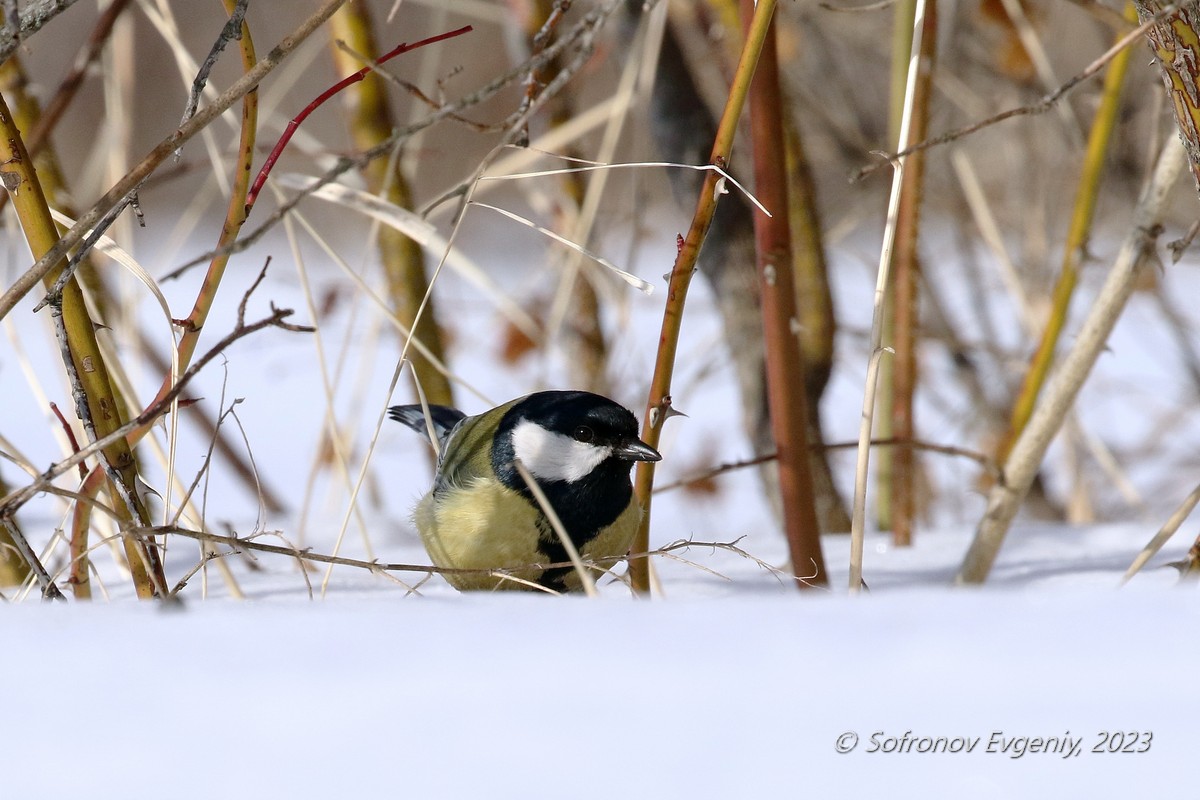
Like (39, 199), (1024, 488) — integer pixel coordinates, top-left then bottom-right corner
(629, 0), (779, 594)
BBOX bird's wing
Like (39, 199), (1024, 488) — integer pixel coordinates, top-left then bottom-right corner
(432, 398), (523, 492)
(388, 404), (467, 448)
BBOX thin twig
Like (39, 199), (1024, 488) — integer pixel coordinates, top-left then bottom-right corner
(653, 437), (999, 494)
(244, 24), (473, 212)
(0, 294), (313, 521)
(141, 524), (762, 585)
(514, 0), (572, 146)
(22, 0), (132, 156)
(179, 0), (249, 139)
(48, 401), (88, 481)
(164, 1), (622, 282)
(0, 0), (351, 324)
(853, 3), (1183, 181)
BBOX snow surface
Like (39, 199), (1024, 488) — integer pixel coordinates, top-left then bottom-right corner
(4, 524), (1195, 798)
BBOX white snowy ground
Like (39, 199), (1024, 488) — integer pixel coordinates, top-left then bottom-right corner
(2, 523), (1194, 798)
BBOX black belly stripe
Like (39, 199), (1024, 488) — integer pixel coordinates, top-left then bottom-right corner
(535, 520), (573, 592)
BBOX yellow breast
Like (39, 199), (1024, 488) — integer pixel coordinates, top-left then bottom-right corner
(415, 477), (641, 592)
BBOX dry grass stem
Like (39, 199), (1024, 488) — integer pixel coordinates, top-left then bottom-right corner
(514, 457), (598, 596)
(849, 0), (929, 592)
(958, 136), (1187, 584)
(854, 2), (1183, 181)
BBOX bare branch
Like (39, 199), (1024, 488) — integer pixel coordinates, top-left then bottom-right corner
(0, 0), (86, 64)
(0, 0), (351, 323)
(0, 290), (312, 521)
(853, 3), (1183, 181)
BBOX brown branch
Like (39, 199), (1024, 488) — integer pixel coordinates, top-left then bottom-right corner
(139, 524), (764, 584)
(0, 276), (313, 521)
(24, 0), (133, 156)
(742, 0), (826, 583)
(0, 0), (351, 324)
(653, 437), (1000, 495)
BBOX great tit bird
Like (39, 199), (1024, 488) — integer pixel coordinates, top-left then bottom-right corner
(388, 391), (661, 592)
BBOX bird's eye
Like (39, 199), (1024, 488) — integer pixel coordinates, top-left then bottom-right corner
(573, 425), (594, 443)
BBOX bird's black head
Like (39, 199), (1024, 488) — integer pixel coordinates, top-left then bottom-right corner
(493, 391), (660, 488)
(490, 391), (661, 589)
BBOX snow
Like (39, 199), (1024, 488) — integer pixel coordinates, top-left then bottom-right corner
(3, 524), (1194, 798)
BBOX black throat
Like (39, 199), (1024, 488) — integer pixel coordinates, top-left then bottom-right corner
(491, 396), (637, 589)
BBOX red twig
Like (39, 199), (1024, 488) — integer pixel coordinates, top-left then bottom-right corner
(49, 401), (88, 481)
(244, 24), (473, 214)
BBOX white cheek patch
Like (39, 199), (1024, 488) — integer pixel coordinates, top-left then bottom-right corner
(511, 420), (612, 483)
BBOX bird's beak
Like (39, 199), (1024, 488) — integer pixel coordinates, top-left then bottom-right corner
(612, 438), (661, 462)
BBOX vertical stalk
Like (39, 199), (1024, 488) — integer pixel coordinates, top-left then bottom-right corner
(888, 0), (938, 547)
(876, 0), (917, 532)
(999, 2), (1136, 462)
(783, 120), (848, 533)
(0, 92), (163, 597)
(329, 0), (453, 407)
(629, 0), (778, 593)
(849, 0), (930, 592)
(741, 0), (826, 585)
